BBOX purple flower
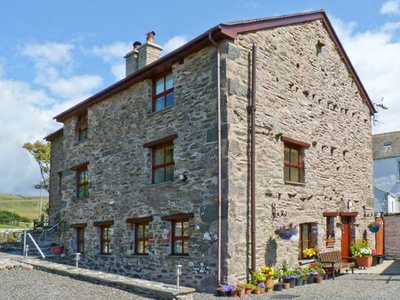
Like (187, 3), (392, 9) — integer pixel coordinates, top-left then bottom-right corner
(221, 285), (236, 293)
(309, 271), (318, 276)
(257, 283), (265, 288)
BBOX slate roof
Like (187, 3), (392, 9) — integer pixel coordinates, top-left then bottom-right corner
(373, 131), (400, 160)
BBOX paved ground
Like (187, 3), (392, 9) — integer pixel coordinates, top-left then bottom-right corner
(0, 269), (153, 300)
(1, 251), (400, 299)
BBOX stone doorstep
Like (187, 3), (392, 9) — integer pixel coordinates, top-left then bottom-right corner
(16, 258), (195, 300)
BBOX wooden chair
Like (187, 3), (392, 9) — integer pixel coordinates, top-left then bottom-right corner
(318, 250), (355, 279)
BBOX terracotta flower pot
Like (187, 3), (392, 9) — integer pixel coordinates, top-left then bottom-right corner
(266, 288), (273, 293)
(356, 256), (373, 268)
(51, 245), (63, 255)
(253, 290), (261, 295)
(245, 288), (252, 295)
(283, 282), (290, 289)
(315, 276), (323, 284)
(230, 290), (238, 297)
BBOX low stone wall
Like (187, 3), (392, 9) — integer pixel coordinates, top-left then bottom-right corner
(0, 229), (23, 252)
(384, 216), (400, 259)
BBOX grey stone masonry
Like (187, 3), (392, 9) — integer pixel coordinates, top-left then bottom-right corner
(138, 42), (163, 70)
(47, 13), (375, 293)
(384, 216), (400, 259)
(125, 49), (139, 76)
(223, 20), (374, 284)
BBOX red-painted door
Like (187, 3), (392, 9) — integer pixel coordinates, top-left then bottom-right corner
(375, 217), (384, 256)
(341, 217), (352, 262)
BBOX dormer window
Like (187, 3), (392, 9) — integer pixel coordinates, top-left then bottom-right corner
(153, 73), (174, 112)
(76, 113), (88, 142)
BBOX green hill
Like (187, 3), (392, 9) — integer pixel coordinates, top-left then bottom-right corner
(0, 193), (49, 221)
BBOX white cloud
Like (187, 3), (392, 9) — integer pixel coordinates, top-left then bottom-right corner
(20, 42), (74, 65)
(42, 75), (103, 99)
(0, 79), (59, 195)
(381, 0), (400, 15)
(330, 15), (400, 134)
(87, 42), (131, 80)
(162, 35), (188, 54)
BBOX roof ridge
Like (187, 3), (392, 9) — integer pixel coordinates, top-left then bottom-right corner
(220, 9), (325, 26)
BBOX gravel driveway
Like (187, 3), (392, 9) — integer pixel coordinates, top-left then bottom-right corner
(193, 273), (400, 300)
(0, 269), (399, 300)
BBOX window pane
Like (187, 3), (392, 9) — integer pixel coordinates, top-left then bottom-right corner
(291, 149), (299, 164)
(155, 78), (164, 95)
(165, 146), (174, 163)
(183, 221), (189, 235)
(144, 241), (149, 253)
(155, 96), (165, 111)
(284, 147), (290, 163)
(144, 224), (149, 238)
(166, 166), (174, 182)
(166, 74), (174, 90)
(175, 222), (183, 237)
(154, 148), (164, 166)
(154, 168), (165, 184)
(78, 188), (85, 199)
(284, 166), (290, 181)
(183, 240), (189, 254)
(291, 167), (300, 182)
(174, 240), (182, 254)
(165, 92), (174, 107)
(137, 225), (143, 238)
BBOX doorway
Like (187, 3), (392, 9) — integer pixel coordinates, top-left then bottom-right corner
(341, 216), (352, 262)
(375, 216), (384, 256)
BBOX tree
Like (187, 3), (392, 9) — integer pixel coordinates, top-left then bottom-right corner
(22, 140), (50, 193)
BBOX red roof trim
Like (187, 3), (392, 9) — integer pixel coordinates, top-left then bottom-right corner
(44, 128), (63, 141)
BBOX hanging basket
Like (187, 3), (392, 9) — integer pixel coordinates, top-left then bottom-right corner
(274, 223), (298, 240)
(368, 222), (381, 233)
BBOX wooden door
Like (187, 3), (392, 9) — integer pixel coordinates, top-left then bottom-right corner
(341, 217), (352, 262)
(375, 217), (384, 256)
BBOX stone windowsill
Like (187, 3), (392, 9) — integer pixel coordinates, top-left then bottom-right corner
(145, 181), (174, 189)
(131, 254), (150, 258)
(298, 258), (315, 265)
(285, 181), (306, 187)
(147, 105), (173, 117)
(167, 255), (190, 259)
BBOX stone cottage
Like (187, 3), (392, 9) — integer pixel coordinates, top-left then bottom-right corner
(45, 10), (376, 291)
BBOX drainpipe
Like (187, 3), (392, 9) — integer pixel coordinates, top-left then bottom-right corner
(208, 31), (222, 286)
(250, 42), (257, 273)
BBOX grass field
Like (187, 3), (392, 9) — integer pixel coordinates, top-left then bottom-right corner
(0, 193), (49, 221)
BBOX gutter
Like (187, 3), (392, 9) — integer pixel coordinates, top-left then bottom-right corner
(250, 43), (257, 272)
(208, 30), (223, 286)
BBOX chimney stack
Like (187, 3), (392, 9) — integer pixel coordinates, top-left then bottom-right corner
(124, 31), (163, 77)
(137, 31), (163, 70)
(124, 41), (141, 77)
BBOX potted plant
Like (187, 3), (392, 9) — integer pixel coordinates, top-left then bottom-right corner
(294, 269), (304, 286)
(274, 282), (283, 291)
(252, 285), (262, 295)
(237, 283), (246, 297)
(326, 236), (336, 247)
(251, 271), (266, 285)
(282, 272), (297, 288)
(50, 243), (64, 255)
(274, 223), (298, 240)
(303, 266), (318, 284)
(351, 239), (373, 268)
(261, 266), (275, 287)
(266, 285), (273, 293)
(220, 285), (237, 297)
(244, 283), (253, 295)
(302, 247), (317, 259)
(257, 282), (265, 293)
(368, 221), (381, 233)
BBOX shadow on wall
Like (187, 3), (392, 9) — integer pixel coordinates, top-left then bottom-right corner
(265, 237), (277, 266)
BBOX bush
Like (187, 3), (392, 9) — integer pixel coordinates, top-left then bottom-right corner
(0, 210), (30, 223)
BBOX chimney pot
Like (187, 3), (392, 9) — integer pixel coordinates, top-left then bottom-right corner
(133, 41), (142, 50)
(146, 31), (156, 43)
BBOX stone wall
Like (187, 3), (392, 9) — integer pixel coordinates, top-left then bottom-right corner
(223, 19), (374, 284)
(57, 46), (221, 291)
(48, 134), (64, 225)
(384, 216), (400, 259)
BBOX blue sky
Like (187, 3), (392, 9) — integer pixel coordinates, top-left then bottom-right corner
(1, 0), (400, 195)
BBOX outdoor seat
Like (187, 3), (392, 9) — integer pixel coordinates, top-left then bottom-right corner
(318, 250), (355, 279)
